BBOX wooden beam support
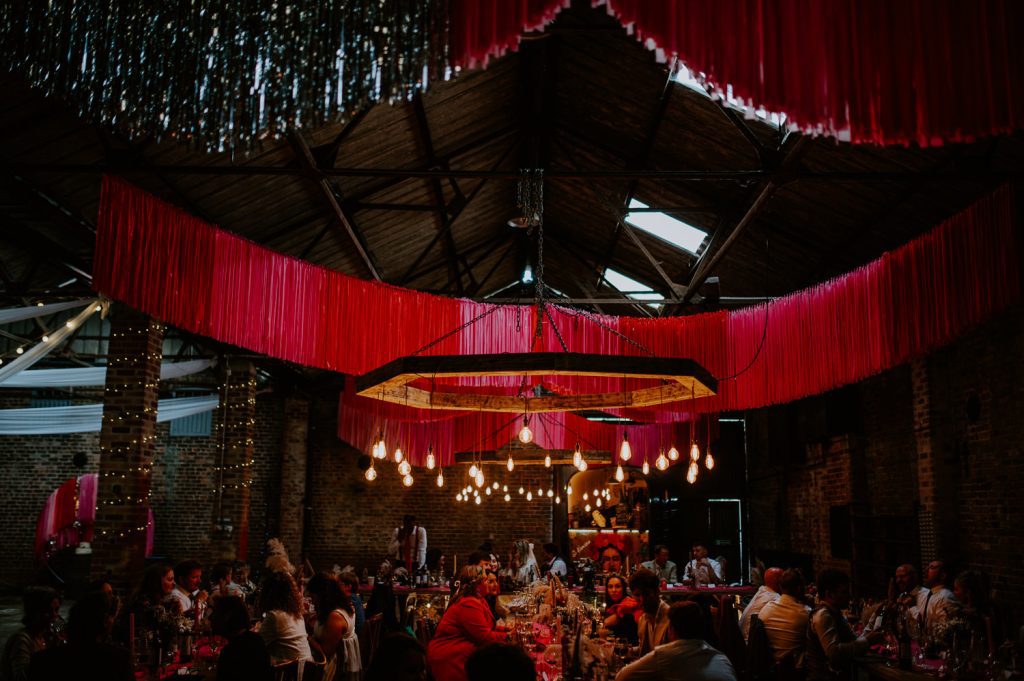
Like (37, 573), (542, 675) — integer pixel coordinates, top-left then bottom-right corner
(288, 132), (382, 280)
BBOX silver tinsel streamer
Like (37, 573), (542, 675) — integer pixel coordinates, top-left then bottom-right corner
(0, 0), (449, 152)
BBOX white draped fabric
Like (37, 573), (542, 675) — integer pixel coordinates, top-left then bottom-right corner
(0, 299), (94, 324)
(0, 300), (104, 384)
(0, 358), (215, 388)
(0, 394), (219, 434)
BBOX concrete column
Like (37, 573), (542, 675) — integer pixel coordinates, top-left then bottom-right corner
(209, 360), (256, 561)
(92, 309), (164, 581)
(277, 396), (310, 558)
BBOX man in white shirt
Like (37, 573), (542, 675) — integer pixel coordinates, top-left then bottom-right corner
(630, 568), (672, 655)
(757, 569), (810, 665)
(740, 567), (783, 640)
(388, 514), (428, 572)
(616, 600), (737, 681)
(641, 545), (678, 584)
(683, 544), (723, 586)
(169, 560), (208, 615)
(917, 560), (956, 638)
(542, 543), (568, 578)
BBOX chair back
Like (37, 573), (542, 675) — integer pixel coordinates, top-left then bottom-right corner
(360, 613), (385, 669)
(716, 595), (747, 678)
(747, 614), (775, 681)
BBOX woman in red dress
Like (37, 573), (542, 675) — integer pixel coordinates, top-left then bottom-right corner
(427, 566), (508, 681)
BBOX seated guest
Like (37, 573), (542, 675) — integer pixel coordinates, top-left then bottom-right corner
(210, 595), (273, 681)
(365, 633), (427, 681)
(806, 569), (884, 681)
(630, 568), (671, 655)
(615, 600), (737, 681)
(683, 544), (723, 586)
(600, 544), (626, 575)
(542, 542), (568, 579)
(739, 567), (782, 641)
(757, 569), (810, 666)
(232, 560), (257, 599)
(170, 559), (209, 616)
(366, 572), (402, 633)
(894, 564), (922, 604)
(0, 586), (60, 681)
(258, 570), (312, 664)
(210, 562), (244, 602)
(919, 560), (956, 639)
(117, 563), (179, 645)
(466, 643), (537, 681)
(427, 566), (508, 681)
(337, 571), (366, 631)
(29, 590), (133, 681)
(505, 540), (539, 586)
(602, 575), (640, 644)
(950, 570), (998, 651)
(307, 572), (361, 681)
(642, 545), (678, 584)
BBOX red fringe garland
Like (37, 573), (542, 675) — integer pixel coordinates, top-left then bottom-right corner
(94, 178), (1020, 468)
(448, 0), (1024, 147)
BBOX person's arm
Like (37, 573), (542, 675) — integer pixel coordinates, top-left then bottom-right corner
(614, 650), (661, 681)
(457, 600), (508, 646)
(387, 528), (401, 558)
(810, 609), (869, 669)
(316, 610), (348, 658)
(7, 633), (34, 681)
(682, 561), (693, 582)
(352, 594), (366, 630)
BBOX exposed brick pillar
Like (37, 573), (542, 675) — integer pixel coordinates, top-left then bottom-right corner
(92, 309), (164, 582)
(209, 360), (256, 561)
(912, 358), (939, 562)
(277, 396), (310, 557)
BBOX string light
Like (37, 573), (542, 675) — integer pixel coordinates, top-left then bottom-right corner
(687, 461), (699, 484)
(690, 442), (701, 462)
(642, 460), (650, 475)
(16, 347), (23, 355)
(518, 486), (525, 495)
(393, 447), (403, 464)
(485, 487), (492, 495)
(492, 482), (499, 490)
(398, 460), (411, 476)
(585, 503), (591, 512)
(469, 463), (479, 478)
(572, 443), (582, 469)
(457, 493), (463, 502)
(619, 431), (631, 461)
(403, 473), (414, 487)
(502, 485), (508, 492)
(555, 495), (560, 504)
(504, 493), (511, 502)
(475, 470), (485, 487)
(436, 470), (444, 487)
(705, 450), (715, 470)
(474, 495), (482, 505)
(596, 498), (602, 507)
(566, 484), (573, 496)
(425, 447), (435, 470)
(546, 489), (553, 498)
(668, 446), (680, 461)
(526, 491), (533, 501)
(506, 455), (514, 472)
(578, 458), (588, 471)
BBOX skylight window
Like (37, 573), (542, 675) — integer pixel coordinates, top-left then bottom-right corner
(603, 268), (662, 307)
(625, 199), (707, 255)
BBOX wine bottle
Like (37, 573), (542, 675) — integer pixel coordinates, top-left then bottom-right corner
(898, 613), (913, 670)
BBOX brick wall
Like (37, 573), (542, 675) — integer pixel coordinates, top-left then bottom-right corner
(748, 304), (1024, 613)
(305, 396), (555, 575)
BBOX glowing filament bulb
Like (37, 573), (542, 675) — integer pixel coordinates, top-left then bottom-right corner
(668, 446), (680, 461)
(596, 498), (602, 507)
(364, 466), (377, 481)
(544, 453), (551, 468)
(457, 493), (463, 502)
(578, 459), (588, 471)
(615, 465), (625, 482)
(690, 442), (701, 462)
(619, 432), (631, 461)
(507, 455), (515, 472)
(656, 451), (670, 471)
(503, 485), (508, 492)
(573, 444), (582, 468)
(403, 473), (414, 487)
(41, 335), (49, 342)
(585, 504), (591, 512)
(16, 347), (24, 355)
(583, 492), (589, 500)
(527, 491), (533, 501)
(642, 461), (650, 475)
(394, 447), (403, 463)
(485, 487), (492, 495)
(546, 489), (553, 498)
(518, 487), (525, 495)
(469, 463), (479, 478)
(493, 482), (499, 489)
(705, 450), (715, 470)
(567, 485), (573, 496)
(518, 417), (533, 444)
(504, 494), (511, 502)
(398, 460), (411, 476)
(687, 461), (699, 484)
(475, 471), (485, 487)
(474, 496), (481, 505)
(555, 496), (561, 504)
(436, 471), (444, 487)
(377, 434), (387, 459)
(425, 448), (435, 470)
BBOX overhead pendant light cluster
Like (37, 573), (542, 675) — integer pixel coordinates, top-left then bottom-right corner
(454, 476), (561, 505)
(364, 433), (447, 488)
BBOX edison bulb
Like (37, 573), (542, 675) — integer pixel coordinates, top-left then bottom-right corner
(474, 496), (481, 505)
(596, 498), (602, 507)
(485, 487), (492, 495)
(469, 463), (479, 478)
(555, 496), (561, 504)
(457, 493), (463, 502)
(705, 451), (715, 470)
(402, 473), (414, 487)
(546, 489), (553, 498)
(566, 485), (573, 496)
(578, 459), (588, 471)
(642, 461), (650, 475)
(475, 471), (485, 487)
(436, 471), (444, 487)
(503, 485), (508, 492)
(394, 447), (403, 464)
(527, 491), (533, 501)
(619, 434), (631, 461)
(583, 492), (588, 500)
(518, 487), (525, 495)
(506, 456), (515, 472)
(544, 453), (551, 468)
(656, 452), (670, 471)
(518, 418), (533, 444)
(572, 445), (582, 468)
(615, 465), (625, 482)
(585, 503), (591, 512)
(364, 466), (377, 481)
(425, 450), (435, 469)
(504, 493), (511, 502)
(398, 460), (411, 476)
(690, 442), (701, 462)
(492, 482), (499, 490)
(687, 461), (699, 484)
(668, 446), (680, 461)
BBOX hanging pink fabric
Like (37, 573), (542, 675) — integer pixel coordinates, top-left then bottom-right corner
(447, 0), (1024, 146)
(94, 178), (1019, 421)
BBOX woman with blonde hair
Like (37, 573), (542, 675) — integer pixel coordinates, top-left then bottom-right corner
(505, 540), (540, 587)
(258, 570), (312, 665)
(427, 566), (507, 681)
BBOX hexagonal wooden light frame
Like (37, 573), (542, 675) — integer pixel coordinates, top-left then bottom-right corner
(354, 352), (717, 413)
